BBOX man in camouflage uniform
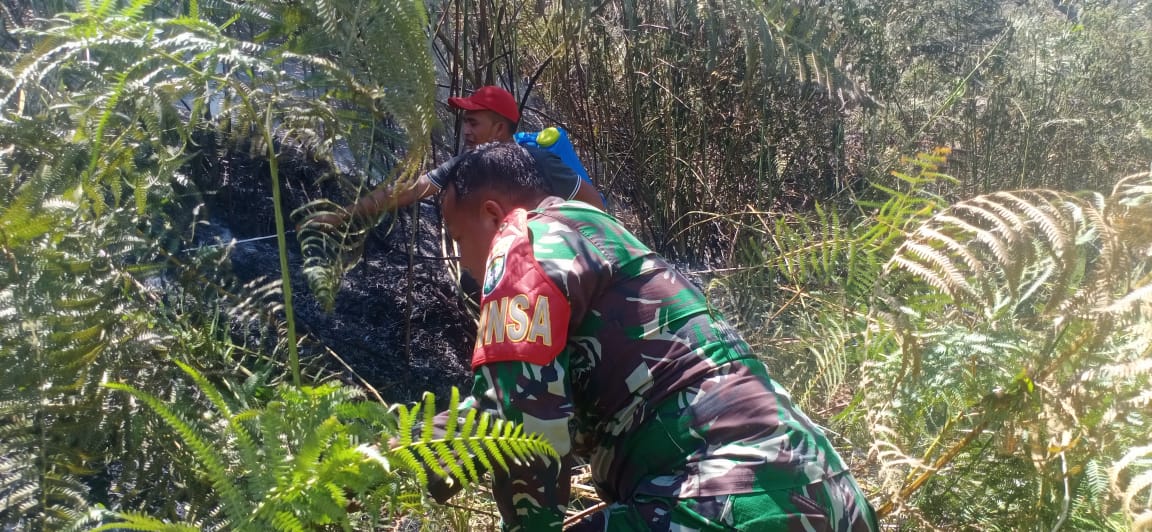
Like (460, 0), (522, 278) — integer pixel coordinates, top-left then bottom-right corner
(439, 142), (878, 531)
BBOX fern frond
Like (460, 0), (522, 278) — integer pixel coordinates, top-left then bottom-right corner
(885, 187), (1118, 320)
(103, 382), (250, 525)
(1111, 445), (1152, 530)
(171, 360), (261, 477)
(293, 199), (368, 313)
(867, 170), (1152, 523)
(1084, 458), (1109, 507)
(93, 511), (201, 531)
(1107, 172), (1152, 260)
(900, 240), (979, 301)
(386, 388), (556, 496)
(270, 510), (307, 532)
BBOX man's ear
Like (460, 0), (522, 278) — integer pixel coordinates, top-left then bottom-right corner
(480, 199), (507, 231)
(492, 118), (510, 140)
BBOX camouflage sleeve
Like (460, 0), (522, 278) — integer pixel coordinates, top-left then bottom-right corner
(467, 207), (600, 530)
(471, 358), (573, 531)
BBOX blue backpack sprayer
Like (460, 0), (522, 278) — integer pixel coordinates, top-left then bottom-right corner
(515, 127), (605, 205)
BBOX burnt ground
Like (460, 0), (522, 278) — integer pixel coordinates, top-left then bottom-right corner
(185, 142), (476, 404)
(181, 136), (712, 406)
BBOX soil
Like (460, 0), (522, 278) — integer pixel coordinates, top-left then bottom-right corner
(180, 135), (709, 406)
(186, 140), (477, 405)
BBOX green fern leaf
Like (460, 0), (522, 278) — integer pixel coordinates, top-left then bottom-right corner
(270, 510), (306, 532)
(103, 382), (250, 525)
(92, 511), (201, 531)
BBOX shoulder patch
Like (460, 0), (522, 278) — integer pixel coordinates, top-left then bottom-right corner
(482, 234), (515, 295)
(473, 209), (571, 369)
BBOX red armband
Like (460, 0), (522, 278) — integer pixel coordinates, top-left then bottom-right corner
(472, 209), (571, 369)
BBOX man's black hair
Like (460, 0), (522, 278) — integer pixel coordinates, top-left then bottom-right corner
(446, 142), (547, 204)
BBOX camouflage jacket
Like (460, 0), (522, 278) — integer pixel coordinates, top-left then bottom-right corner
(466, 199), (848, 530)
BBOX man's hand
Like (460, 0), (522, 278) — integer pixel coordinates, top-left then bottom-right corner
(426, 471), (465, 504)
(386, 413), (480, 504)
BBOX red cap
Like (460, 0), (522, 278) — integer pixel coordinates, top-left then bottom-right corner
(448, 86), (520, 124)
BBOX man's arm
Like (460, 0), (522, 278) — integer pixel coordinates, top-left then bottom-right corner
(461, 207), (613, 530)
(471, 359), (574, 531)
(416, 356), (574, 524)
(347, 174), (438, 221)
(305, 155), (459, 229)
(310, 174), (436, 229)
(572, 179), (605, 209)
(525, 147), (605, 209)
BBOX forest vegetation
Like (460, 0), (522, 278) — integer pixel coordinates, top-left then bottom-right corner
(1, 0), (1150, 530)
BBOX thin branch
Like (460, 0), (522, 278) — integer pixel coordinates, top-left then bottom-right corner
(440, 500), (499, 519)
(519, 56), (552, 117)
(322, 345), (385, 404)
(876, 416), (991, 518)
(564, 502), (608, 527)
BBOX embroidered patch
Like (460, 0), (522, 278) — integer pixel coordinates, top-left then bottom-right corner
(482, 255), (505, 295)
(482, 235), (515, 296)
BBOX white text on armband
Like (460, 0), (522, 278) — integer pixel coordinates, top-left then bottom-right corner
(476, 294), (554, 347)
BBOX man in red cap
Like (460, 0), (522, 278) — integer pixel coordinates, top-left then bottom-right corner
(314, 86), (602, 227)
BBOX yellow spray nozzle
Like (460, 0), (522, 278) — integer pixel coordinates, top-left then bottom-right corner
(537, 127), (560, 148)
